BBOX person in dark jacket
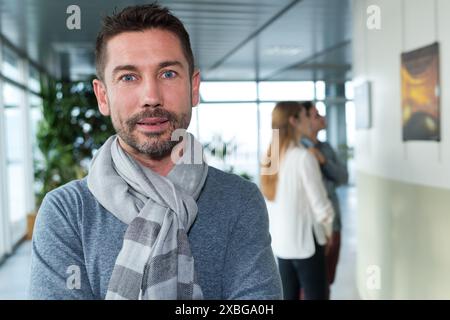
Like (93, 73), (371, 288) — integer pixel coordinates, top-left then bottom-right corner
(301, 101), (349, 297)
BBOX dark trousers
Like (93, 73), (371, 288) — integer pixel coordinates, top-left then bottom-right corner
(326, 231), (341, 285)
(277, 238), (328, 300)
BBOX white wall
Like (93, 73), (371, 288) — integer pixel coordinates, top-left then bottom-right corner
(353, 0), (450, 190)
(352, 0), (450, 299)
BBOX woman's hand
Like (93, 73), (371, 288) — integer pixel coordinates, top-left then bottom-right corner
(308, 147), (326, 165)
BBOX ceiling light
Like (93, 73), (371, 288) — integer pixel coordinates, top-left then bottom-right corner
(263, 46), (303, 56)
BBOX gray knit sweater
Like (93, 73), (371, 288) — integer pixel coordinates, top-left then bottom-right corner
(29, 166), (282, 300)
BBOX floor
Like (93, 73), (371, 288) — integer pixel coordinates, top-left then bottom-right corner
(330, 185), (360, 300)
(0, 185), (360, 300)
(0, 240), (31, 299)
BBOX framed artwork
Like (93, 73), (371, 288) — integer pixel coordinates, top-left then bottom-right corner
(401, 42), (440, 141)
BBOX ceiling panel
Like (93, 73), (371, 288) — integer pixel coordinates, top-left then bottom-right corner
(204, 0), (352, 81)
(0, 0), (351, 82)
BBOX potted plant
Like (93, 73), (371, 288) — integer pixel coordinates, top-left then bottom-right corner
(27, 75), (115, 239)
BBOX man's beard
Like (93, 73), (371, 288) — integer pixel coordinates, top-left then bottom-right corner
(114, 107), (191, 159)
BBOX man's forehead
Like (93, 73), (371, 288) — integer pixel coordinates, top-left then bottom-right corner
(312, 106), (319, 115)
(104, 29), (188, 70)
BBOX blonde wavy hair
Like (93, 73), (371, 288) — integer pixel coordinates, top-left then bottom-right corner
(260, 101), (302, 201)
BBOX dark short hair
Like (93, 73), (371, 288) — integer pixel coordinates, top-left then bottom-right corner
(95, 3), (195, 81)
(299, 101), (314, 116)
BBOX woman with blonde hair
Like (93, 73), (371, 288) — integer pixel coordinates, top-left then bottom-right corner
(261, 101), (334, 300)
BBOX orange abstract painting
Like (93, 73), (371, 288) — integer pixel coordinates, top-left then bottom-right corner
(401, 42), (440, 141)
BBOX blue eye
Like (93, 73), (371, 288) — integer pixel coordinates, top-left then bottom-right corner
(162, 71), (176, 79)
(121, 74), (137, 82)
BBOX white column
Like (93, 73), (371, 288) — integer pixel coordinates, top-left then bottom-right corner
(22, 61), (36, 216)
(0, 39), (12, 256)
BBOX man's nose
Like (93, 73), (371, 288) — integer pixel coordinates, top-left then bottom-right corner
(141, 77), (162, 107)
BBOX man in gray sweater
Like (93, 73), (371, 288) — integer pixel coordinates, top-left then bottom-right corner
(29, 3), (281, 300)
(301, 101), (349, 293)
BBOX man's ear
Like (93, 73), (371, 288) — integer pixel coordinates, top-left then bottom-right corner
(191, 69), (201, 107)
(93, 79), (110, 116)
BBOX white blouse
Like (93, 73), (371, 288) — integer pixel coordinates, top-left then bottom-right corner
(267, 145), (334, 259)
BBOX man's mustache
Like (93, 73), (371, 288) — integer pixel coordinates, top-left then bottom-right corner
(126, 108), (177, 127)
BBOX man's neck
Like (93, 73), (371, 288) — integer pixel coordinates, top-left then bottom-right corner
(118, 138), (175, 176)
(310, 132), (319, 144)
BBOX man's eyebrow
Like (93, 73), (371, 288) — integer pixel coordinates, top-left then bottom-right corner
(111, 61), (184, 77)
(111, 65), (139, 77)
(159, 60), (184, 69)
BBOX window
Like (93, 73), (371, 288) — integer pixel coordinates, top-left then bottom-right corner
(3, 82), (23, 107)
(259, 102), (276, 159)
(315, 81), (326, 100)
(0, 45), (43, 249)
(4, 107), (25, 162)
(258, 81), (315, 101)
(29, 94), (44, 197)
(2, 46), (22, 83)
(195, 81), (330, 184)
(196, 102), (258, 181)
(29, 94), (43, 155)
(200, 82), (257, 102)
(187, 107), (199, 138)
(345, 81), (354, 100)
(3, 83), (27, 234)
(316, 101), (327, 142)
(29, 65), (41, 93)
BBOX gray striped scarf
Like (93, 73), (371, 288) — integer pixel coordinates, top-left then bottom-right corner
(87, 132), (207, 300)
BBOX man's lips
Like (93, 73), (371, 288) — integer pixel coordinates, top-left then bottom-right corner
(135, 117), (170, 133)
(136, 117), (169, 125)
